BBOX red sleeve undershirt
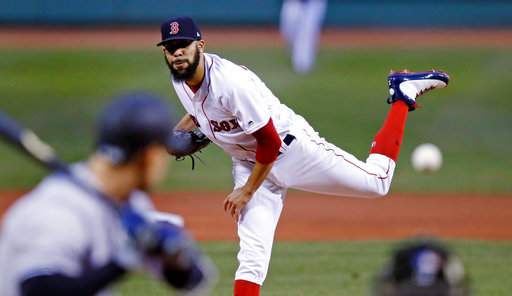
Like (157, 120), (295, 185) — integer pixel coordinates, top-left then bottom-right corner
(252, 118), (282, 164)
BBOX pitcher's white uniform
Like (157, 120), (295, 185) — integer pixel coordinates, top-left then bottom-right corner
(0, 164), (158, 296)
(172, 53), (395, 284)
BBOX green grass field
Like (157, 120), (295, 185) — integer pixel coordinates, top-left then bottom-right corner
(117, 240), (512, 295)
(1, 47), (511, 192)
(1, 47), (511, 295)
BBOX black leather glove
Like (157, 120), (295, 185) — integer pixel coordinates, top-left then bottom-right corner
(166, 130), (211, 158)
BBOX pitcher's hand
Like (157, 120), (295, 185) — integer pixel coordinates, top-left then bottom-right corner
(223, 187), (253, 221)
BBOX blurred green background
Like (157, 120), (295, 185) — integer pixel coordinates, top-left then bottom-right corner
(118, 240), (512, 295)
(1, 47), (511, 192)
(1, 1), (511, 295)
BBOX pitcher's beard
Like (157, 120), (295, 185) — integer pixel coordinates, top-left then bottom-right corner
(167, 48), (200, 81)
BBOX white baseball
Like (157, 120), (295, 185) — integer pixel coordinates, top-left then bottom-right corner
(411, 143), (443, 172)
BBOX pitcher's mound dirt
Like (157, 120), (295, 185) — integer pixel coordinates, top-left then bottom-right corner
(2, 191), (511, 241)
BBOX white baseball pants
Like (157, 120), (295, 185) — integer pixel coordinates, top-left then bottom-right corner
(232, 118), (396, 284)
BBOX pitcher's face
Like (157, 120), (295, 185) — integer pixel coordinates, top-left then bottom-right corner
(163, 40), (203, 81)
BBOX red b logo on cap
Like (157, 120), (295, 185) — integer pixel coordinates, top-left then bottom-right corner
(170, 22), (180, 35)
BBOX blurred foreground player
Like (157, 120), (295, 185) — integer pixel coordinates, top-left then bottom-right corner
(0, 92), (215, 296)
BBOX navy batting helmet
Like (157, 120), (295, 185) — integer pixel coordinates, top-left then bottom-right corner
(95, 91), (176, 164)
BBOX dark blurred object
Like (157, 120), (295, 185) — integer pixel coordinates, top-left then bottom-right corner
(166, 129), (210, 170)
(371, 239), (471, 296)
(166, 129), (210, 158)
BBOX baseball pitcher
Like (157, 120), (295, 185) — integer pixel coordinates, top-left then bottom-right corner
(158, 16), (449, 296)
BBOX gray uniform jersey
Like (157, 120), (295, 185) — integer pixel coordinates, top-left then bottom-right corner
(0, 164), (153, 296)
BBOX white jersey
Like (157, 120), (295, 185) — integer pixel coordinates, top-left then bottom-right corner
(170, 52), (397, 286)
(0, 164), (153, 296)
(172, 53), (300, 162)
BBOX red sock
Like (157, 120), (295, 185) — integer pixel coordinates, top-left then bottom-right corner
(234, 279), (260, 296)
(370, 101), (409, 161)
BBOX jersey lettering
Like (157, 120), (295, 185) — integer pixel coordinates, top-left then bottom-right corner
(210, 120), (222, 132)
(210, 119), (241, 133)
(220, 121), (231, 131)
(229, 119), (240, 130)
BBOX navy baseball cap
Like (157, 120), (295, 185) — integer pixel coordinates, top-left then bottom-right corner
(95, 91), (176, 164)
(157, 16), (202, 46)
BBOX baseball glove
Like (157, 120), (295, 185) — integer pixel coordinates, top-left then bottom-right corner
(166, 129), (211, 169)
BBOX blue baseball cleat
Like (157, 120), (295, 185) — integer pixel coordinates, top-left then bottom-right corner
(387, 70), (450, 111)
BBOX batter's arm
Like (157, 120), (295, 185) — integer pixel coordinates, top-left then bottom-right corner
(21, 265), (125, 296)
(174, 114), (197, 132)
